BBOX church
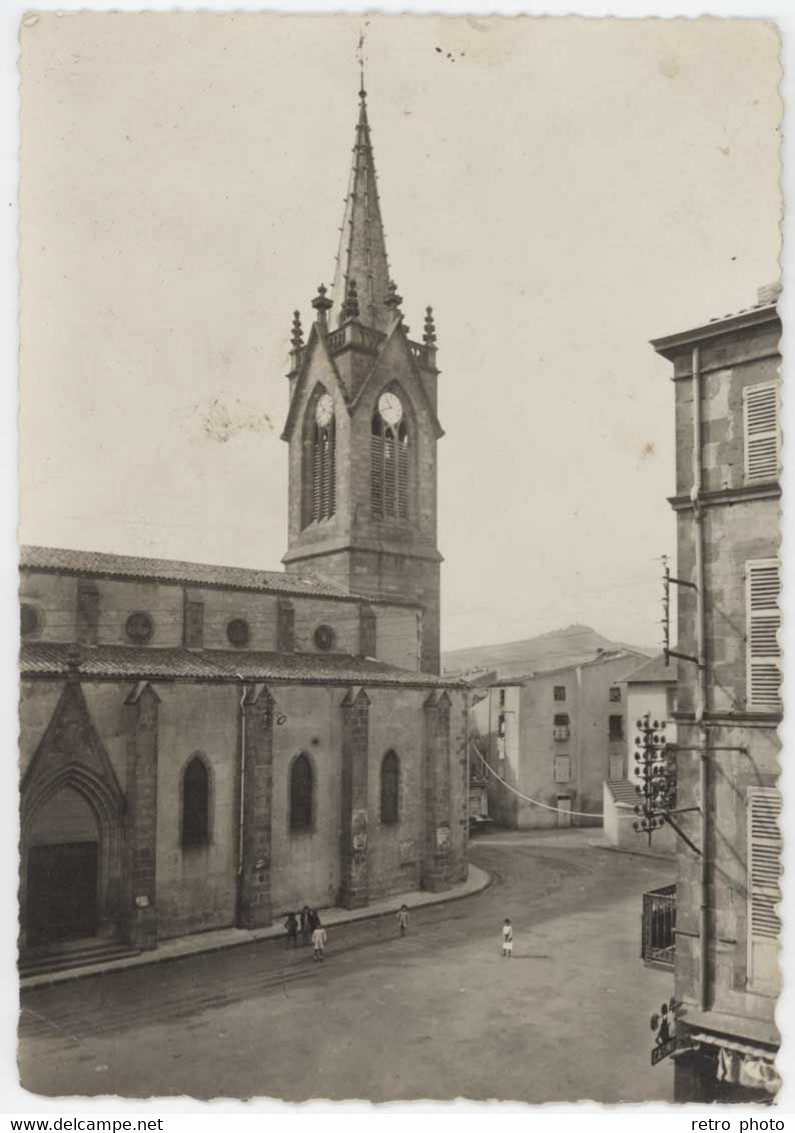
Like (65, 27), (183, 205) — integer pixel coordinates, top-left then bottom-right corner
(18, 86), (469, 967)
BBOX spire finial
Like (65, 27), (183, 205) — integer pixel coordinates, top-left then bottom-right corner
(423, 306), (437, 347)
(384, 279), (403, 322)
(311, 283), (333, 329)
(291, 310), (304, 350)
(357, 28), (367, 101)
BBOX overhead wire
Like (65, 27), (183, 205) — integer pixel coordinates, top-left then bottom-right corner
(471, 740), (638, 822)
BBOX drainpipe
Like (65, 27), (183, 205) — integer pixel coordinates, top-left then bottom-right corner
(237, 677), (247, 881)
(691, 345), (709, 1013)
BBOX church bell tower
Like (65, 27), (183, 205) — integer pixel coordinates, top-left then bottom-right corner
(281, 84), (444, 674)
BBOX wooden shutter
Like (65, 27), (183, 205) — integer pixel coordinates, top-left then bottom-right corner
(329, 418), (336, 516)
(383, 431), (396, 516)
(744, 382), (779, 483)
(554, 755), (571, 783)
(312, 428), (321, 521)
(371, 420), (383, 515)
(747, 787), (781, 992)
(320, 430), (331, 519)
(397, 428), (409, 519)
(746, 560), (781, 711)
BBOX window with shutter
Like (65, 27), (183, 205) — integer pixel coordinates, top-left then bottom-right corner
(743, 382), (779, 483)
(371, 393), (410, 520)
(311, 419), (336, 521)
(371, 416), (383, 513)
(746, 559), (781, 712)
(747, 787), (781, 993)
(554, 755), (571, 783)
(397, 425), (409, 518)
(383, 432), (396, 516)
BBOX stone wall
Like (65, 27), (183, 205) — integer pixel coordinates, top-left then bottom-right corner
(19, 568), (419, 670)
(673, 719), (779, 1021)
(19, 673), (468, 946)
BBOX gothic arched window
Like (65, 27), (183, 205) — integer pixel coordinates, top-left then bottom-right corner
(312, 392), (336, 521)
(380, 750), (400, 826)
(182, 755), (210, 849)
(290, 753), (313, 832)
(371, 391), (409, 519)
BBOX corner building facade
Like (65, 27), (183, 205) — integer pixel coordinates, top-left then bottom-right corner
(651, 287), (781, 1103)
(18, 89), (467, 970)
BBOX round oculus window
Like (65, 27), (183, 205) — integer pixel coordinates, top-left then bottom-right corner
(314, 624), (336, 652)
(227, 618), (251, 647)
(20, 603), (39, 637)
(125, 611), (154, 644)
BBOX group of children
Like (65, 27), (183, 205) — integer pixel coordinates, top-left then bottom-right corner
(283, 905), (515, 957)
(282, 904), (412, 959)
(283, 906), (327, 960)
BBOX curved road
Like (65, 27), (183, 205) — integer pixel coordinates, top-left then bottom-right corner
(20, 830), (675, 1103)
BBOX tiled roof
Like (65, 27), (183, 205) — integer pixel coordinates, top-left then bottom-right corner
(650, 290), (780, 358)
(19, 545), (418, 608)
(20, 642), (468, 689)
(623, 653), (677, 685)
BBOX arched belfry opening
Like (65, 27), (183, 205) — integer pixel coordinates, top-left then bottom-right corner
(302, 386), (336, 527)
(371, 390), (410, 520)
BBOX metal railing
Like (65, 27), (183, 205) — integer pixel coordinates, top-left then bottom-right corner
(642, 883), (676, 968)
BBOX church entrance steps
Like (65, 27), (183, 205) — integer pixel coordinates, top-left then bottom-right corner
(20, 864), (491, 990)
(19, 938), (141, 979)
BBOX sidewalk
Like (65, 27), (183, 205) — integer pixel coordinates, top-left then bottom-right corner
(21, 864), (491, 991)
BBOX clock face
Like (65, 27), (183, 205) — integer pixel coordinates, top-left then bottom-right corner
(378, 391), (403, 428)
(315, 393), (334, 427)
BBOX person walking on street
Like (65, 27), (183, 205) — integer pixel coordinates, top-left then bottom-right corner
(284, 912), (298, 948)
(396, 905), (409, 937)
(502, 918), (513, 958)
(300, 905), (312, 947)
(312, 921), (327, 962)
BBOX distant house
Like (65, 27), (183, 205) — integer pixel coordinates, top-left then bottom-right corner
(603, 653), (677, 855)
(468, 645), (650, 829)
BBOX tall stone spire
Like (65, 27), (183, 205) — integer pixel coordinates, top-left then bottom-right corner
(330, 85), (393, 334)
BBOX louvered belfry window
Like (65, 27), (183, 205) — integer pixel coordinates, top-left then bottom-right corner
(312, 418), (336, 521)
(371, 410), (409, 519)
(747, 787), (781, 991)
(743, 382), (780, 483)
(746, 559), (781, 712)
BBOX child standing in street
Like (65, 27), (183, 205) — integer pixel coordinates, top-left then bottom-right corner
(300, 905), (312, 947)
(501, 918), (513, 958)
(311, 921), (327, 961)
(284, 911), (298, 948)
(396, 905), (409, 937)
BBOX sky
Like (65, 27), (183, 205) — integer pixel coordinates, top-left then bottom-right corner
(18, 13), (782, 653)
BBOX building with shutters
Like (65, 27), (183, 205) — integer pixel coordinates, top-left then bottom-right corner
(469, 649), (648, 830)
(18, 85), (469, 973)
(649, 284), (781, 1102)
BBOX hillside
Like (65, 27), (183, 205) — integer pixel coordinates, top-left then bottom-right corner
(441, 623), (656, 679)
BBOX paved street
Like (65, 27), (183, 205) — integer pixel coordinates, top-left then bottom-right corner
(19, 831), (676, 1103)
